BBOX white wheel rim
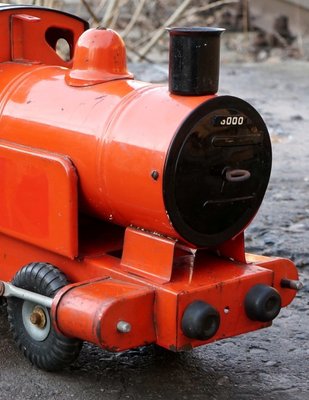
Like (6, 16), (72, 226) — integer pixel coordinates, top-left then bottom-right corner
(22, 300), (51, 341)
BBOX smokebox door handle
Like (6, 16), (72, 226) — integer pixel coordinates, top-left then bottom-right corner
(225, 169), (251, 182)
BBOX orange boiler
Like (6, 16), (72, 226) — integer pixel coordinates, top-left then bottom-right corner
(0, 4), (302, 372)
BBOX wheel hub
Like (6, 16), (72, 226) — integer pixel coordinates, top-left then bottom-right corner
(22, 301), (51, 341)
(30, 306), (47, 329)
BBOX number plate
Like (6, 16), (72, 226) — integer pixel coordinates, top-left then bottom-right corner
(213, 115), (246, 127)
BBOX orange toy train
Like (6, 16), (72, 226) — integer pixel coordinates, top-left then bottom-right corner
(0, 4), (302, 371)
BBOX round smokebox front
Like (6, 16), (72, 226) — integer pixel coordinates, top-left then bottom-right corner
(163, 96), (272, 247)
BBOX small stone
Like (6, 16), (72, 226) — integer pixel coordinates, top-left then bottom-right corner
(216, 376), (230, 386)
(265, 360), (279, 367)
(290, 115), (303, 121)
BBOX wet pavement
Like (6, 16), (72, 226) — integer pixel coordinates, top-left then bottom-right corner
(0, 62), (308, 399)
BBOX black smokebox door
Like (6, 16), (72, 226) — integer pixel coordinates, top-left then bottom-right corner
(163, 96), (272, 247)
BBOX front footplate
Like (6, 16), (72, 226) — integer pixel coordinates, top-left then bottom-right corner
(50, 254), (299, 352)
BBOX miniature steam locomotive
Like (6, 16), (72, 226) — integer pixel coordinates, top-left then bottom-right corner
(0, 5), (301, 371)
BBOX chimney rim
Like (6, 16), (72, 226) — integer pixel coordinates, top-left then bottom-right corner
(166, 26), (225, 36)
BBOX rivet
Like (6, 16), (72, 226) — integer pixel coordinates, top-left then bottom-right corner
(151, 170), (159, 180)
(117, 321), (131, 333)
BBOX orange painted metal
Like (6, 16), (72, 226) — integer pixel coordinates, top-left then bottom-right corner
(0, 6), (88, 66)
(66, 28), (133, 86)
(0, 228), (300, 351)
(51, 278), (156, 351)
(0, 5), (300, 357)
(157, 252), (296, 350)
(216, 231), (246, 263)
(11, 14), (41, 62)
(0, 141), (78, 258)
(246, 254), (298, 307)
(0, 27), (213, 248)
(121, 227), (176, 283)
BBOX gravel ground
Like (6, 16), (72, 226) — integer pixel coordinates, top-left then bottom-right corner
(0, 61), (308, 400)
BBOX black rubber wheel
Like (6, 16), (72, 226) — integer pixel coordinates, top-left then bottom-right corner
(7, 262), (82, 371)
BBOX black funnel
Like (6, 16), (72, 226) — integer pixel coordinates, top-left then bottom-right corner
(167, 27), (224, 96)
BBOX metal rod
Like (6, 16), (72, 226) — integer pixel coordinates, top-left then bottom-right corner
(280, 279), (303, 291)
(0, 281), (53, 308)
